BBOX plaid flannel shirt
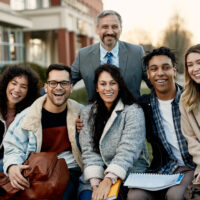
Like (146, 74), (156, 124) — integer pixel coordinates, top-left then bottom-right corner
(149, 84), (195, 174)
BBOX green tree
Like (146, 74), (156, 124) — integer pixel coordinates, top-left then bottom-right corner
(162, 14), (192, 73)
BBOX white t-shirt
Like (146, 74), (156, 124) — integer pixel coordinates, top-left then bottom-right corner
(158, 99), (184, 166)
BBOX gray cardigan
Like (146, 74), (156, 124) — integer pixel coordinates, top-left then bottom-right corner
(79, 100), (149, 182)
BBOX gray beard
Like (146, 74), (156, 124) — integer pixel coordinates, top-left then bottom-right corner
(102, 39), (118, 48)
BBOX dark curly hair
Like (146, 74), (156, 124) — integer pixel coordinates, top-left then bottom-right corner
(0, 65), (41, 120)
(89, 64), (139, 152)
(143, 46), (177, 68)
(46, 63), (71, 81)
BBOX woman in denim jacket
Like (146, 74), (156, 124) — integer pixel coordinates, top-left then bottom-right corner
(0, 65), (40, 172)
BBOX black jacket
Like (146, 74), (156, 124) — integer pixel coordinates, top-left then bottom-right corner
(140, 94), (170, 173)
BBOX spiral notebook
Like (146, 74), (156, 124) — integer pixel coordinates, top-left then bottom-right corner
(124, 173), (184, 191)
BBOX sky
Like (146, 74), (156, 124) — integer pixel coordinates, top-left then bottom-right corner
(102, 0), (200, 46)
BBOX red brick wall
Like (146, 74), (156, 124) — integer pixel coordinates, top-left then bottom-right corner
(0, 0), (10, 4)
(69, 32), (76, 65)
(51, 0), (61, 6)
(89, 37), (93, 45)
(80, 35), (90, 47)
(58, 29), (70, 66)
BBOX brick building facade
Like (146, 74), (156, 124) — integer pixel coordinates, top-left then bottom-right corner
(0, 0), (103, 67)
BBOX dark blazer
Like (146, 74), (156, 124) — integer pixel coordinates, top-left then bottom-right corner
(71, 41), (151, 101)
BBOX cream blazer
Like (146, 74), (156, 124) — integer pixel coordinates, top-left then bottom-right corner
(180, 97), (200, 175)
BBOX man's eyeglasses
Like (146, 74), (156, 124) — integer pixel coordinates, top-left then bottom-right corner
(47, 80), (71, 88)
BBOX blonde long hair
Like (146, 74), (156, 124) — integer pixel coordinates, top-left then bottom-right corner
(182, 44), (200, 111)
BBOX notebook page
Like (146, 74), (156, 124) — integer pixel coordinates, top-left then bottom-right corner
(124, 173), (184, 191)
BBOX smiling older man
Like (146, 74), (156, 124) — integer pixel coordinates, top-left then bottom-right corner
(71, 10), (151, 101)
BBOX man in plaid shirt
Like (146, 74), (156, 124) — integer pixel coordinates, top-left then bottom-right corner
(127, 47), (195, 200)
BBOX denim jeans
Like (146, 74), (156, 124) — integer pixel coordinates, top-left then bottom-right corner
(79, 185), (128, 200)
(0, 158), (3, 172)
(62, 167), (82, 200)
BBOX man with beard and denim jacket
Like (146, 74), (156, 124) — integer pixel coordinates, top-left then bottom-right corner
(71, 10), (151, 101)
(3, 64), (83, 200)
(127, 47), (195, 200)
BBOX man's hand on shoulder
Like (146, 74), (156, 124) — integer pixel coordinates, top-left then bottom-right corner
(76, 114), (83, 133)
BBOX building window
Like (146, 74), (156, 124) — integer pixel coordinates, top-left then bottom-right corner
(11, 0), (50, 10)
(0, 26), (24, 67)
(29, 38), (45, 62)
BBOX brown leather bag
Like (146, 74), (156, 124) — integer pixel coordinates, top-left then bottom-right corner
(0, 152), (69, 200)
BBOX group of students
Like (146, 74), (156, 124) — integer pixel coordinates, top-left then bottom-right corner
(0, 44), (200, 200)
(0, 9), (200, 200)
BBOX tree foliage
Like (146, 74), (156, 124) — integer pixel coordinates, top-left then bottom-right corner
(162, 14), (192, 73)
